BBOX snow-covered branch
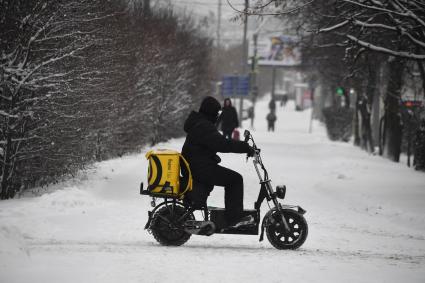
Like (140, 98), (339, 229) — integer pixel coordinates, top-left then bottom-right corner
(350, 19), (425, 49)
(317, 20), (349, 33)
(346, 35), (425, 60)
(226, 0), (316, 16)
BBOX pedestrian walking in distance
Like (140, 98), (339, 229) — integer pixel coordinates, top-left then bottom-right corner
(269, 98), (276, 112)
(267, 111), (277, 132)
(247, 106), (255, 129)
(218, 98), (239, 139)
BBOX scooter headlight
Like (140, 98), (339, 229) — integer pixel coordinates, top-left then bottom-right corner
(276, 185), (286, 199)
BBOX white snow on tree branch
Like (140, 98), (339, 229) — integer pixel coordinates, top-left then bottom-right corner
(346, 34), (425, 60)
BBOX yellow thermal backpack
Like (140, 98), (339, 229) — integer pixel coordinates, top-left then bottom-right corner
(145, 149), (192, 198)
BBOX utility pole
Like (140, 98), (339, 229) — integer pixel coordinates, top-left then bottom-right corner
(249, 17), (270, 128)
(271, 66), (276, 99)
(251, 33), (258, 99)
(249, 32), (258, 129)
(217, 0), (222, 49)
(239, 0), (249, 124)
(252, 34), (258, 68)
(308, 78), (317, 133)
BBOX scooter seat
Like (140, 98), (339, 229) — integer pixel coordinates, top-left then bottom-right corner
(184, 179), (213, 209)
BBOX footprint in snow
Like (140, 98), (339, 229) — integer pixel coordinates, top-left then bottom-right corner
(337, 173), (347, 179)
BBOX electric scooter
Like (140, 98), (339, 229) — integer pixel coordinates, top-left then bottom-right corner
(140, 130), (308, 250)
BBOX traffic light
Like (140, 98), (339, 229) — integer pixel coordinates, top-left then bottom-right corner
(336, 86), (350, 108)
(336, 87), (345, 96)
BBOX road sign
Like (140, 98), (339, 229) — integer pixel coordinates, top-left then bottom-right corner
(221, 75), (250, 97)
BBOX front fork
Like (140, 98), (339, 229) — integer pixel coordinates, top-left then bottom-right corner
(270, 186), (291, 232)
(253, 159), (291, 234)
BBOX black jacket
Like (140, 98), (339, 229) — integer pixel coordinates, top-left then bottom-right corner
(218, 106), (239, 132)
(266, 112), (277, 122)
(182, 111), (250, 176)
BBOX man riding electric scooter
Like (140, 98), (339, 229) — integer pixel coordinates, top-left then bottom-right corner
(181, 96), (256, 228)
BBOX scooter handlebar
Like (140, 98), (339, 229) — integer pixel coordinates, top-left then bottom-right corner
(246, 147), (260, 161)
(243, 130), (250, 143)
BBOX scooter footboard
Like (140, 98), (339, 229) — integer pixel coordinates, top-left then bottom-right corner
(209, 207), (260, 235)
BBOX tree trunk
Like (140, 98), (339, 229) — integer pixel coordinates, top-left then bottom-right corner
(383, 58), (404, 162)
(364, 60), (378, 153)
(417, 60), (425, 99)
(353, 92), (361, 146)
(330, 84), (337, 108)
(0, 84), (15, 199)
(372, 64), (383, 151)
(0, 135), (12, 199)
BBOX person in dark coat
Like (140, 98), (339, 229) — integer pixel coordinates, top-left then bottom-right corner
(247, 106), (255, 129)
(266, 111), (277, 132)
(218, 98), (239, 139)
(269, 98), (276, 112)
(182, 96), (255, 227)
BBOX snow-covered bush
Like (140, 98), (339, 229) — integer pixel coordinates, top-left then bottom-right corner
(322, 107), (354, 142)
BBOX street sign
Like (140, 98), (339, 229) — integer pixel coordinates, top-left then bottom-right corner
(221, 75), (250, 97)
(221, 76), (236, 97)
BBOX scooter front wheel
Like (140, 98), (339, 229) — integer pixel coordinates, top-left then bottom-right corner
(265, 209), (308, 250)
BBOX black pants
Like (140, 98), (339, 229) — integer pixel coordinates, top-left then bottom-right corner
(190, 165), (244, 225)
(268, 122), (275, 132)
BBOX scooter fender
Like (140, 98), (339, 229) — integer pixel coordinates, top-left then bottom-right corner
(144, 201), (176, 230)
(280, 204), (307, 215)
(259, 205), (307, 242)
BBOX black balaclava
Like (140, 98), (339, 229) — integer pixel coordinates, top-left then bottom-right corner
(199, 96), (222, 123)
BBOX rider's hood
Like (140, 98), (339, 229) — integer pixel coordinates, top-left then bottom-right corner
(184, 111), (210, 133)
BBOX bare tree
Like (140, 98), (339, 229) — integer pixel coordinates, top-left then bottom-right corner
(1, 0), (98, 197)
(1, 0), (213, 199)
(1, 0), (133, 197)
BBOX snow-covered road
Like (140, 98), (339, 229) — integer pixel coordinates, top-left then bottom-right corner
(1, 97), (425, 283)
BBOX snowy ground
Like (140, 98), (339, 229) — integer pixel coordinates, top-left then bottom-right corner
(1, 96), (425, 283)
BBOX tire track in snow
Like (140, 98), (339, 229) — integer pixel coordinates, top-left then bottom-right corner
(310, 221), (425, 241)
(25, 238), (425, 265)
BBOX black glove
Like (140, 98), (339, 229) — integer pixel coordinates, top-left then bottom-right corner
(247, 146), (256, 157)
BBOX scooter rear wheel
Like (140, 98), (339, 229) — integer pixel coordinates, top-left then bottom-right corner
(266, 209), (308, 250)
(151, 204), (193, 246)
